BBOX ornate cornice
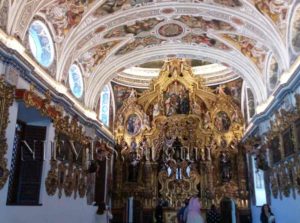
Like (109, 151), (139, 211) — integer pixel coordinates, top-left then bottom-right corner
(0, 44), (114, 144)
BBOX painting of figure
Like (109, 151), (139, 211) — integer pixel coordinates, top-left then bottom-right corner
(115, 36), (163, 55)
(104, 18), (162, 38)
(254, 0), (290, 30)
(214, 111), (231, 132)
(127, 114), (141, 135)
(223, 34), (266, 71)
(78, 41), (119, 75)
(177, 15), (235, 31)
(164, 81), (190, 116)
(292, 8), (300, 53)
(112, 83), (144, 111)
(44, 0), (94, 40)
(268, 56), (279, 90)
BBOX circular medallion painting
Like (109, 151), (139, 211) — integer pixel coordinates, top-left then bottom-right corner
(158, 23), (184, 38)
(127, 114), (141, 135)
(214, 111), (231, 132)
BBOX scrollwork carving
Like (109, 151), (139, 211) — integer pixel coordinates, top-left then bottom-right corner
(45, 160), (58, 196)
(64, 164), (74, 197)
(0, 77), (14, 190)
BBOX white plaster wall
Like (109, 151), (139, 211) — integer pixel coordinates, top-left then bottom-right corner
(0, 101), (107, 223)
(251, 193), (300, 223)
(250, 204), (261, 223)
(270, 194), (300, 223)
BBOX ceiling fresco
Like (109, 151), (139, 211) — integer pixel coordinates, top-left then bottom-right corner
(78, 40), (120, 76)
(175, 15), (236, 31)
(253, 0), (292, 35)
(104, 18), (164, 38)
(222, 34), (268, 71)
(1, 0), (300, 111)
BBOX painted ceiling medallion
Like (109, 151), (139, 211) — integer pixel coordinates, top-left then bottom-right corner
(158, 23), (184, 38)
(160, 8), (175, 14)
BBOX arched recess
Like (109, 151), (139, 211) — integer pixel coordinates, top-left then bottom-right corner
(84, 44), (267, 109)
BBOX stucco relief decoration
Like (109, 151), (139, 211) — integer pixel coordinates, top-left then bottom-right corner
(93, 0), (153, 17)
(78, 41), (120, 75)
(222, 34), (267, 71)
(104, 18), (163, 38)
(0, 78), (14, 190)
(182, 33), (230, 50)
(176, 15), (235, 31)
(253, 0), (292, 35)
(113, 59), (247, 210)
(42, 0), (96, 42)
(115, 36), (164, 55)
(195, 0), (242, 7)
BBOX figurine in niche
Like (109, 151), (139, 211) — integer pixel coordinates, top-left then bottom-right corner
(203, 110), (211, 129)
(179, 90), (190, 114)
(142, 112), (151, 130)
(220, 136), (227, 149)
(172, 137), (183, 162)
(231, 110), (240, 123)
(214, 111), (231, 132)
(129, 88), (137, 99)
(130, 137), (137, 151)
(120, 138), (129, 160)
(169, 59), (184, 77)
(219, 151), (232, 182)
(200, 146), (206, 161)
(153, 102), (161, 117)
(140, 135), (150, 159)
(192, 101), (202, 116)
(117, 113), (124, 126)
(215, 84), (226, 95)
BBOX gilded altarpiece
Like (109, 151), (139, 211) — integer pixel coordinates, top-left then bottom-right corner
(15, 87), (94, 199)
(0, 78), (14, 190)
(45, 116), (89, 199)
(260, 94), (300, 200)
(113, 59), (248, 221)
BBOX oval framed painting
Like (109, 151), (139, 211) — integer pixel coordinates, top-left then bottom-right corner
(126, 114), (141, 136)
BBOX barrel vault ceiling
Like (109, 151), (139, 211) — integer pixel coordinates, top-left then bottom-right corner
(1, 0), (300, 111)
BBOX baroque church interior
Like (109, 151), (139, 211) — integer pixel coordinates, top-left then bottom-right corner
(0, 0), (300, 223)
